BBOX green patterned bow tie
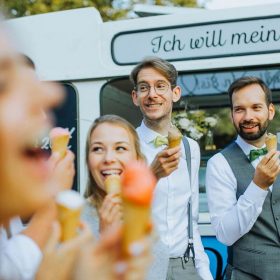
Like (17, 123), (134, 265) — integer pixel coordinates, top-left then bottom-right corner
(249, 147), (268, 162)
(152, 135), (168, 148)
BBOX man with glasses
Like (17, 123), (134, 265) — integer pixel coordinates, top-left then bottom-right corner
(131, 57), (212, 280)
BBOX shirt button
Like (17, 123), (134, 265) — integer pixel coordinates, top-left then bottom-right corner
(273, 200), (277, 205)
(276, 216), (279, 221)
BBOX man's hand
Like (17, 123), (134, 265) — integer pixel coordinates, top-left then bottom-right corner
(253, 150), (280, 189)
(150, 146), (181, 180)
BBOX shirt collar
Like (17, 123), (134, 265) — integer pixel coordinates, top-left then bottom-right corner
(138, 121), (168, 144)
(235, 135), (266, 158)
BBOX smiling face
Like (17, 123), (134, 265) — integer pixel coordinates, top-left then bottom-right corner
(88, 123), (138, 192)
(132, 67), (181, 124)
(0, 32), (64, 222)
(231, 83), (275, 145)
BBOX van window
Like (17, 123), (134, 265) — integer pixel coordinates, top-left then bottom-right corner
(100, 68), (280, 213)
(100, 78), (143, 127)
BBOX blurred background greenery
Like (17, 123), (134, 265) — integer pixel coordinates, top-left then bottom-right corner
(0, 0), (199, 21)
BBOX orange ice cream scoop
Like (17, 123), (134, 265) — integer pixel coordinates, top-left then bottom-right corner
(121, 161), (157, 256)
(168, 126), (182, 148)
(104, 175), (121, 194)
(265, 133), (277, 152)
(50, 127), (70, 159)
(121, 161), (156, 206)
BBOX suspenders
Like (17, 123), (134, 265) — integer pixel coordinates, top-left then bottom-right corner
(182, 137), (196, 265)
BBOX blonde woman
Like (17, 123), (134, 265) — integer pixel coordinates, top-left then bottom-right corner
(82, 114), (169, 280)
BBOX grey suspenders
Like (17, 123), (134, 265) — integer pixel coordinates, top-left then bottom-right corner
(182, 137), (195, 265)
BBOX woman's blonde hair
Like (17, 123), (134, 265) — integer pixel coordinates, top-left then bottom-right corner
(84, 114), (145, 208)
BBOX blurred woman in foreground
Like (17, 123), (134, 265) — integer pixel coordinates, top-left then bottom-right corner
(0, 22), (151, 280)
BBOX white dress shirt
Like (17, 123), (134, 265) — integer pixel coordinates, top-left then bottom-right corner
(0, 217), (42, 280)
(206, 136), (269, 246)
(137, 122), (212, 280)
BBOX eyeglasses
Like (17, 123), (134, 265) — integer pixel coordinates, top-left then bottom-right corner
(135, 81), (170, 96)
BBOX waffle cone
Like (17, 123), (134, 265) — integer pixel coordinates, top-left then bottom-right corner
(265, 133), (277, 152)
(57, 204), (82, 242)
(51, 134), (70, 158)
(122, 199), (150, 256)
(56, 190), (84, 242)
(104, 175), (121, 194)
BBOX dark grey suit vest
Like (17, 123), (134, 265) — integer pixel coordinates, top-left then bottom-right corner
(221, 142), (280, 280)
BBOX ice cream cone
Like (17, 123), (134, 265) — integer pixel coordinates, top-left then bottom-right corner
(56, 190), (84, 242)
(104, 175), (121, 195)
(168, 126), (182, 148)
(50, 127), (70, 159)
(122, 199), (150, 255)
(121, 161), (156, 257)
(265, 133), (277, 152)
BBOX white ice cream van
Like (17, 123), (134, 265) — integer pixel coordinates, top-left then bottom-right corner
(7, 4), (280, 277)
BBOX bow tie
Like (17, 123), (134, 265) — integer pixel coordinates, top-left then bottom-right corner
(249, 147), (268, 162)
(152, 135), (168, 148)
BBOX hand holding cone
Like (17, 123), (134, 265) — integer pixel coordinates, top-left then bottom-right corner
(50, 127), (70, 159)
(121, 161), (156, 257)
(168, 126), (182, 148)
(265, 133), (277, 152)
(56, 190), (84, 242)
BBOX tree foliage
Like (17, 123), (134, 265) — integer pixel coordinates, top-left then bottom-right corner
(0, 0), (127, 21)
(154, 0), (197, 7)
(0, 0), (198, 21)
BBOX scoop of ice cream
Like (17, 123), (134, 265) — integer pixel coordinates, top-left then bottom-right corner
(168, 126), (182, 148)
(50, 127), (69, 138)
(121, 161), (156, 206)
(56, 190), (84, 210)
(104, 175), (121, 194)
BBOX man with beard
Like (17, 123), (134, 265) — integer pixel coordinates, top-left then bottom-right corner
(206, 76), (280, 280)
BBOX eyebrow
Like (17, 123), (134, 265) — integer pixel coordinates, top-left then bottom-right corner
(232, 105), (243, 110)
(137, 79), (168, 84)
(233, 102), (263, 108)
(90, 140), (130, 146)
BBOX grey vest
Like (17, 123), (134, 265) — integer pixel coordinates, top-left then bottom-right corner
(221, 142), (280, 280)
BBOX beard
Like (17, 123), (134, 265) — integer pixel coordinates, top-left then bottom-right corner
(234, 119), (269, 141)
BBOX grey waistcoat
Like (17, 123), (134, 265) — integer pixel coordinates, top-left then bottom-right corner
(221, 142), (280, 280)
